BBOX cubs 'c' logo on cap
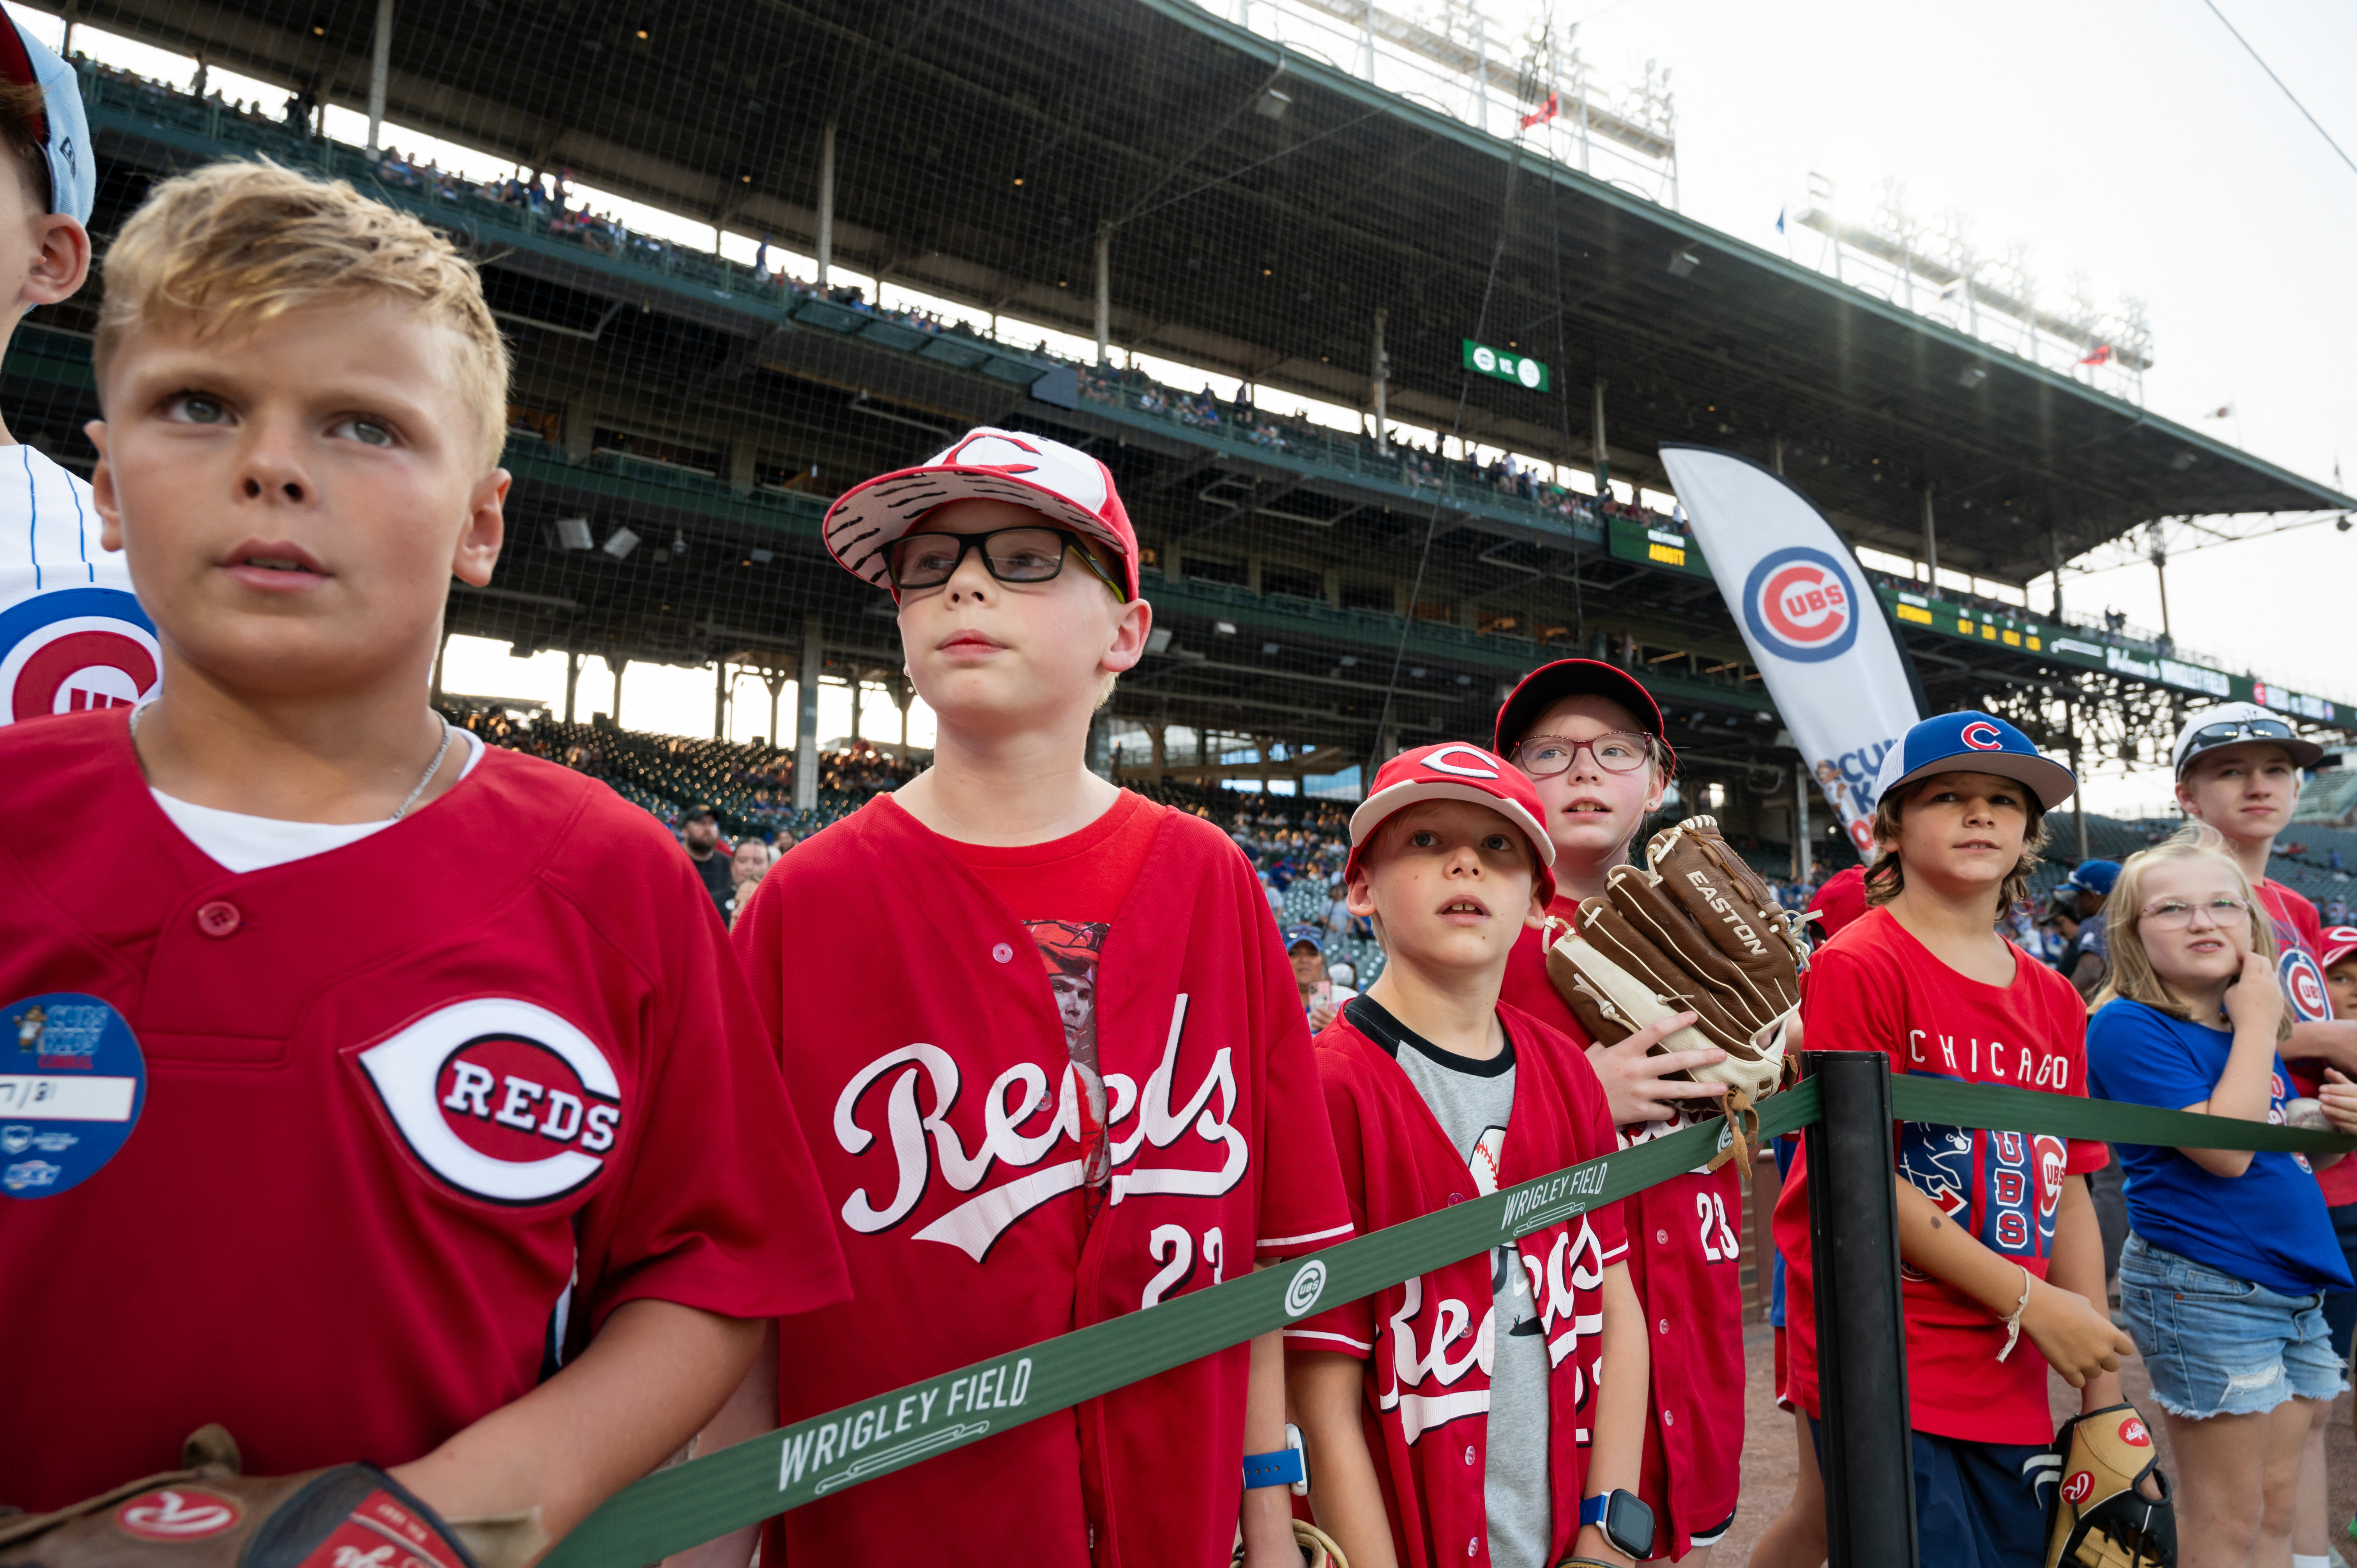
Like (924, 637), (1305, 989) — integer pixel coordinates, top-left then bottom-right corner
(1420, 742), (1502, 779)
(0, 586), (160, 724)
(1740, 547), (1859, 664)
(355, 999), (623, 1205)
(1960, 720), (2005, 750)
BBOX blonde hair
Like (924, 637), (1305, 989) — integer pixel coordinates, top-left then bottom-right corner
(1863, 773), (2049, 919)
(94, 161), (511, 469)
(2092, 825), (2291, 1040)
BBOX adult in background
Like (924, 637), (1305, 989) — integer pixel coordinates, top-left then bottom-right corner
(681, 803), (731, 917)
(2053, 859), (2121, 1000)
(726, 837), (771, 928)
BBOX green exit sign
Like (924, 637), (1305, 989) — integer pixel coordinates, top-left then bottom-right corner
(1462, 339), (1550, 391)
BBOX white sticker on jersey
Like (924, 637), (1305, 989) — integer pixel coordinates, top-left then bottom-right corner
(355, 998), (624, 1204)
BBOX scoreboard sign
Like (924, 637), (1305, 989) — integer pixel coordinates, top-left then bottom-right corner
(1461, 339), (1549, 391)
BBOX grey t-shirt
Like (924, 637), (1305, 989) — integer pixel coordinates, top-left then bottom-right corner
(1347, 998), (1554, 1568)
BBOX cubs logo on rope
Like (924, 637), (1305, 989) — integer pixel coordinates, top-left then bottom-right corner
(0, 586), (159, 724)
(353, 998), (624, 1205)
(1739, 546), (1860, 664)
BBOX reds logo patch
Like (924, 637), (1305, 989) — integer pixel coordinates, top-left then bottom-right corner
(1740, 547), (1859, 664)
(0, 586), (159, 724)
(354, 999), (622, 1204)
(115, 1489), (242, 1541)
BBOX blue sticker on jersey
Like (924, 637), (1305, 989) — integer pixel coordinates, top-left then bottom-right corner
(1, 992), (146, 1197)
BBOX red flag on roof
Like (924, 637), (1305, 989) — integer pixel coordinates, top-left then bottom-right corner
(1520, 93), (1560, 130)
(2077, 343), (2112, 366)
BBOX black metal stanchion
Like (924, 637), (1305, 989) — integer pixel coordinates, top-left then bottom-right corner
(1801, 1049), (1918, 1568)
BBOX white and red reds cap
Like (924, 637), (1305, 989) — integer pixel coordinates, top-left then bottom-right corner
(821, 427), (1140, 600)
(2320, 926), (2357, 973)
(1345, 742), (1557, 905)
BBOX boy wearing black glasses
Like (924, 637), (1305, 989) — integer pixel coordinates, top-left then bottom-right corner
(2171, 701), (2357, 1564)
(1491, 659), (1747, 1564)
(728, 428), (1352, 1568)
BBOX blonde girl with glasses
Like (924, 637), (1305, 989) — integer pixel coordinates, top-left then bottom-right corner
(2085, 826), (2351, 1568)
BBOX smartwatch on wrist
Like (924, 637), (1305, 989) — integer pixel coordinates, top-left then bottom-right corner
(1578, 1489), (1656, 1560)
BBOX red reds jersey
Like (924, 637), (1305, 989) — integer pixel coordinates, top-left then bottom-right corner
(1290, 1002), (1627, 1568)
(733, 797), (1352, 1568)
(0, 712), (848, 1508)
(1774, 907), (2107, 1446)
(2258, 879), (2357, 1204)
(1501, 920), (1745, 1556)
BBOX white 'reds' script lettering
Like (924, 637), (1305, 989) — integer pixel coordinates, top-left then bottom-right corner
(832, 994), (1249, 1259)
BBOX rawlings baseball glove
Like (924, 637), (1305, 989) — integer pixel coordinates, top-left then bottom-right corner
(0, 1427), (543, 1568)
(1544, 815), (1808, 1169)
(2042, 1404), (2175, 1568)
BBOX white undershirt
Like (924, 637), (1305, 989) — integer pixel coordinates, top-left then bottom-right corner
(152, 729), (485, 874)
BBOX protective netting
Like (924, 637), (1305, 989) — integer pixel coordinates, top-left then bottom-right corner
(10, 0), (2341, 860)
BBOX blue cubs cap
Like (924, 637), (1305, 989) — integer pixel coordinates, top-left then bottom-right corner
(1870, 710), (2076, 811)
(0, 17), (92, 225)
(1282, 925), (1325, 954)
(2060, 860), (2120, 897)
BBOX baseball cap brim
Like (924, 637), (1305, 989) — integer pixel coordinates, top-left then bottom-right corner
(1344, 780), (1558, 907)
(1493, 658), (1675, 773)
(2318, 927), (2357, 971)
(2170, 703), (2326, 773)
(822, 464), (1137, 599)
(1876, 749), (2077, 812)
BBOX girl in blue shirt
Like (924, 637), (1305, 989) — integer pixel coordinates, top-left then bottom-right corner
(2087, 830), (2350, 1568)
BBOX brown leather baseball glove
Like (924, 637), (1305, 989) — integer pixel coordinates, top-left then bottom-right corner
(0, 1428), (542, 1568)
(1544, 814), (1807, 1168)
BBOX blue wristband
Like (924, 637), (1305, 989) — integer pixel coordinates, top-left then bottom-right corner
(1242, 1447), (1306, 1490)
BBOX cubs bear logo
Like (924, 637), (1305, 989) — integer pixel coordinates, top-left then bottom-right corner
(1740, 546), (1860, 664)
(0, 586), (160, 724)
(354, 998), (623, 1205)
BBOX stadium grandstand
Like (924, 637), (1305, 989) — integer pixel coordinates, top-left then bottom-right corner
(12, 0), (2354, 886)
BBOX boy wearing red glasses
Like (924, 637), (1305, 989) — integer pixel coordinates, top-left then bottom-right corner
(1490, 659), (1745, 1563)
(730, 428), (1352, 1568)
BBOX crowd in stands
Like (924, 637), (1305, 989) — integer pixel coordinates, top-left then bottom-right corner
(1072, 362), (1692, 536)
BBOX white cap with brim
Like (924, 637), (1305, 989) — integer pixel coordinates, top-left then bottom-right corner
(1870, 710), (2077, 812)
(2170, 701), (2325, 775)
(0, 18), (93, 226)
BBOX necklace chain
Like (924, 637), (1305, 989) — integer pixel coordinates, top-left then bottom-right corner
(128, 703), (456, 823)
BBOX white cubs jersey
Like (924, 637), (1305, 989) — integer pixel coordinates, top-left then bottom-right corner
(0, 445), (158, 725)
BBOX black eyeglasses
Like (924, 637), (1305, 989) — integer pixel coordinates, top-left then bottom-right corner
(885, 525), (1124, 598)
(1508, 732), (1655, 777)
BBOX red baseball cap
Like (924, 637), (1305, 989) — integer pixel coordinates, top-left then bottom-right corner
(1492, 658), (1676, 776)
(1345, 742), (1557, 906)
(2320, 926), (2357, 972)
(821, 427), (1140, 600)
(1804, 865), (1869, 943)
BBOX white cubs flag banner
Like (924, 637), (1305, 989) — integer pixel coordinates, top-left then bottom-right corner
(1657, 444), (1921, 857)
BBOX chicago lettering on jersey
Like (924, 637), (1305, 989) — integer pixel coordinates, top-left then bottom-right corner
(1906, 1027), (2076, 1089)
(832, 992), (1247, 1261)
(353, 998), (625, 1205)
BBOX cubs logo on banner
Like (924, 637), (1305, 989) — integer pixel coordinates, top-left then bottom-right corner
(2281, 947), (2330, 1022)
(0, 585), (159, 724)
(1659, 445), (1922, 858)
(353, 998), (624, 1205)
(1742, 547), (1859, 664)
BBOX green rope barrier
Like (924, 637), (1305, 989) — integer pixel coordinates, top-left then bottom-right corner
(545, 1069), (2354, 1567)
(543, 1084), (1824, 1568)
(1892, 1075), (2357, 1155)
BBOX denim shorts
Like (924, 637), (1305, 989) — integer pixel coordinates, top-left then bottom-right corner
(2117, 1232), (2350, 1419)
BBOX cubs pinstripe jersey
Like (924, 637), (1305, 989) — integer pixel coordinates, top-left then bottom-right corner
(0, 444), (158, 726)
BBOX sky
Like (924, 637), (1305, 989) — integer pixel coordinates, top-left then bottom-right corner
(1532, 0), (2355, 812)
(27, 0), (2349, 811)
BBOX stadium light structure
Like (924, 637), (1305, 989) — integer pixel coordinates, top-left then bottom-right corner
(554, 516), (594, 550)
(603, 527), (640, 560)
(1668, 248), (1700, 279)
(1956, 364), (1988, 390)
